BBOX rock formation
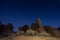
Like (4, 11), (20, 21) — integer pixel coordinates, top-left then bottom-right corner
(18, 27), (23, 31)
(17, 25), (30, 35)
(36, 18), (41, 25)
(44, 25), (60, 37)
(22, 25), (30, 33)
(31, 18), (46, 33)
(3, 23), (14, 34)
(17, 27), (24, 35)
(57, 27), (60, 30)
(0, 23), (14, 37)
(31, 23), (41, 33)
(0, 20), (1, 25)
(36, 18), (46, 33)
(0, 24), (5, 34)
(0, 18), (60, 37)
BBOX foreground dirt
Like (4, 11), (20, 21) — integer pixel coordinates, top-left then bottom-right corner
(13, 36), (60, 40)
(0, 36), (60, 40)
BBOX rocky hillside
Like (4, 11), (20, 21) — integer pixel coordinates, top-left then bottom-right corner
(0, 18), (60, 39)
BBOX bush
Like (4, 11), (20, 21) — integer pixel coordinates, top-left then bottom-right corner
(16, 31), (24, 36)
(24, 29), (39, 36)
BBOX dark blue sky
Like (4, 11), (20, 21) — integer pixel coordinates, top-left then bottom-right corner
(0, 0), (60, 31)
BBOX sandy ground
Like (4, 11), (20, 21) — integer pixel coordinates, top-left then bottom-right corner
(13, 36), (60, 40)
(0, 36), (60, 40)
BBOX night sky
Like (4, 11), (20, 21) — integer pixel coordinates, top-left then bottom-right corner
(0, 0), (60, 31)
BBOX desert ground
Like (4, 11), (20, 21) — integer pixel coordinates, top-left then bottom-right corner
(0, 36), (60, 40)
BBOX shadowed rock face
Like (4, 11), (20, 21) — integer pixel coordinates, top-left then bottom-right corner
(31, 23), (41, 33)
(57, 27), (60, 30)
(0, 21), (5, 34)
(44, 26), (60, 37)
(31, 18), (46, 33)
(23, 25), (30, 33)
(0, 20), (1, 25)
(17, 27), (24, 35)
(0, 21), (14, 35)
(18, 25), (30, 35)
(36, 18), (46, 33)
(0, 24), (5, 34)
(18, 27), (23, 31)
(36, 18), (41, 25)
(0, 23), (14, 37)
(4, 23), (14, 33)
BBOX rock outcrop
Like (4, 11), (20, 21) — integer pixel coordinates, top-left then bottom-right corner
(0, 24), (5, 34)
(44, 26), (60, 37)
(0, 23), (14, 37)
(0, 20), (1, 25)
(0, 18), (60, 38)
(17, 25), (30, 35)
(17, 27), (24, 35)
(57, 27), (60, 30)
(22, 25), (30, 33)
(31, 23), (41, 33)
(31, 18), (46, 33)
